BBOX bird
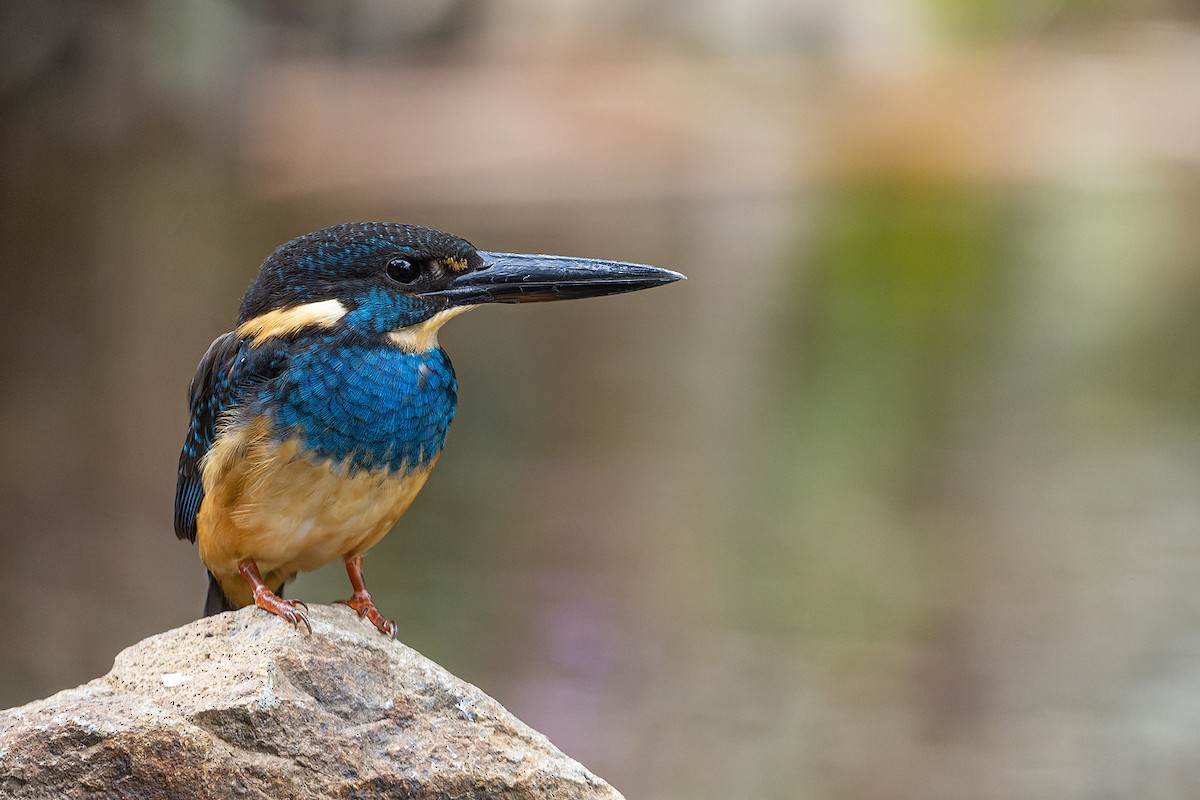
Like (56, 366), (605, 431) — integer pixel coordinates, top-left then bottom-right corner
(174, 222), (684, 635)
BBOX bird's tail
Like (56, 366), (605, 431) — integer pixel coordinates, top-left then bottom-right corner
(203, 571), (287, 617)
(204, 572), (235, 616)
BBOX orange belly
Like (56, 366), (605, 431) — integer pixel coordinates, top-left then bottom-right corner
(196, 418), (435, 608)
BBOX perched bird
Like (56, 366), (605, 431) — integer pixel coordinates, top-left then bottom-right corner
(175, 223), (683, 635)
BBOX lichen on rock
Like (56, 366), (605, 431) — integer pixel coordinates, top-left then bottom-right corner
(0, 605), (623, 800)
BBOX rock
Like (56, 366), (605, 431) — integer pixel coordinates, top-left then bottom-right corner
(0, 605), (623, 800)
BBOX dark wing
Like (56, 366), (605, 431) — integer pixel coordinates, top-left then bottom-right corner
(174, 330), (291, 542)
(174, 332), (242, 542)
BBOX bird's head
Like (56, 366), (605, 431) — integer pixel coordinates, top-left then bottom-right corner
(237, 222), (684, 349)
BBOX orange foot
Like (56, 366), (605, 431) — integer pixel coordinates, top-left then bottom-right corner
(338, 554), (397, 637)
(238, 559), (311, 633)
(337, 591), (397, 638)
(253, 589), (311, 633)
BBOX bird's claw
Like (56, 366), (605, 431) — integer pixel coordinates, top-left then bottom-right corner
(337, 593), (396, 638)
(253, 590), (312, 633)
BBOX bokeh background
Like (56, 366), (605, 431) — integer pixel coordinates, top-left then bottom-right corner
(3, 1), (1200, 797)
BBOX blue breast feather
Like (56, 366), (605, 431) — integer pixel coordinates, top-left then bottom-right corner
(267, 342), (458, 474)
(175, 330), (457, 544)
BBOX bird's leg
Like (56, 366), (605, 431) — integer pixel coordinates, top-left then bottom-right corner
(336, 554), (397, 638)
(238, 559), (311, 633)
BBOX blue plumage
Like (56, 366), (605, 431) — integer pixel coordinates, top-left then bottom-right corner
(269, 342), (456, 474)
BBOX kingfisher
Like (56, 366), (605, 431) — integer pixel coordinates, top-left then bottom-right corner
(174, 222), (683, 636)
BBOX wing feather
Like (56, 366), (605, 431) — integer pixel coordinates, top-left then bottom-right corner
(174, 332), (243, 542)
(174, 326), (293, 543)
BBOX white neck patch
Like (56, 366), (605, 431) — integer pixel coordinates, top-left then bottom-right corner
(387, 305), (478, 352)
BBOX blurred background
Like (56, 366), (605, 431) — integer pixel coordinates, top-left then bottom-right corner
(2, 0), (1200, 797)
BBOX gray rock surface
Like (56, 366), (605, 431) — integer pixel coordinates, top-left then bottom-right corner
(0, 605), (623, 800)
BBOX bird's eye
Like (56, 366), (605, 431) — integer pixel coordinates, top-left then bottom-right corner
(384, 257), (419, 283)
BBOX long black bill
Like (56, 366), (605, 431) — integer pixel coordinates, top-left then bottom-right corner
(420, 252), (685, 305)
